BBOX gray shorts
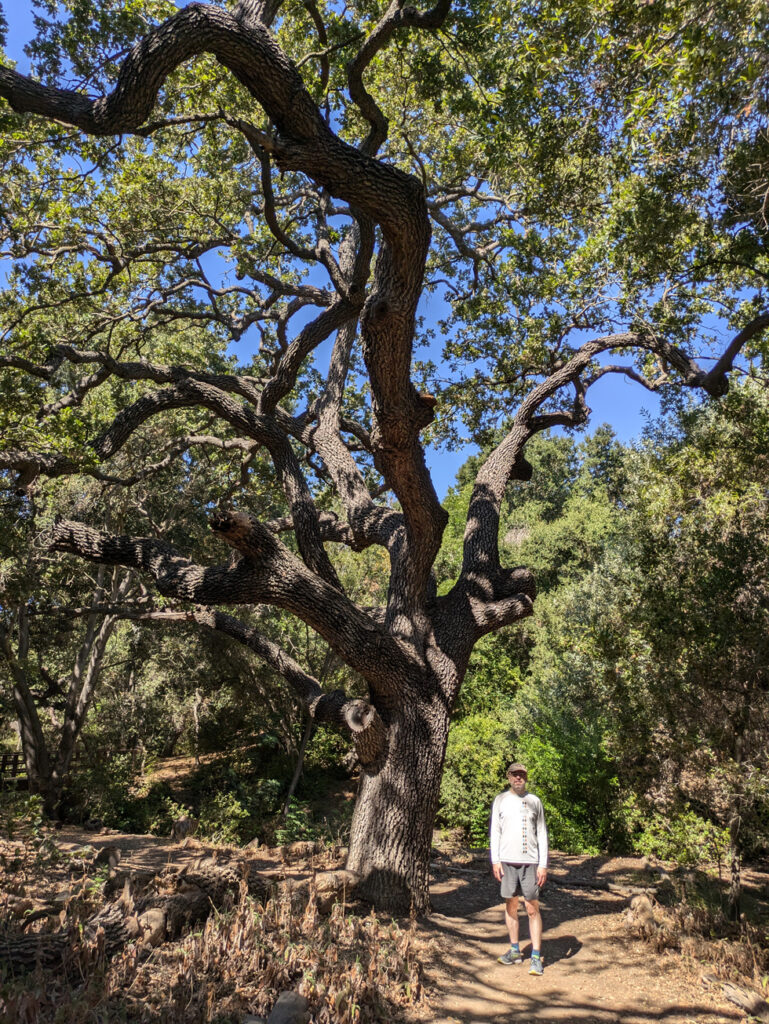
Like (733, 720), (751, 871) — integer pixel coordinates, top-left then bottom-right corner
(500, 862), (539, 902)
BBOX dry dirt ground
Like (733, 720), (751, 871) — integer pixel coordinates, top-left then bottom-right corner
(419, 857), (747, 1024)
(4, 828), (764, 1024)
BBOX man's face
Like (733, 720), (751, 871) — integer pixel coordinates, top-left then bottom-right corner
(508, 771), (527, 794)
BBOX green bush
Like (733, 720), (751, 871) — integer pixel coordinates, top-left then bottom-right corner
(198, 791), (253, 844)
(618, 795), (729, 865)
(513, 732), (618, 855)
(274, 797), (319, 845)
(0, 792), (45, 840)
(438, 713), (513, 847)
(303, 728), (350, 773)
(65, 753), (174, 832)
(146, 796), (191, 837)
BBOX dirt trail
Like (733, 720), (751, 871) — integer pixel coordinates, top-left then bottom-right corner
(32, 832), (754, 1023)
(417, 860), (742, 1024)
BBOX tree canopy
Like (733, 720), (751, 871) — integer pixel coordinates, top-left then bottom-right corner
(1, 0), (768, 911)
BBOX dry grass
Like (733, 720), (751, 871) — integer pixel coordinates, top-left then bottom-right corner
(0, 835), (428, 1024)
(625, 891), (769, 994)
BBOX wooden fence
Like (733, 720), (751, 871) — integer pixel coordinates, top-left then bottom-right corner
(0, 752), (28, 790)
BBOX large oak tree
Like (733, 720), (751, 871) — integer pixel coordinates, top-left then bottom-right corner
(1, 0), (768, 910)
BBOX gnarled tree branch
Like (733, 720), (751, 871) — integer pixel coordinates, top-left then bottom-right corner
(456, 314), (769, 609)
(49, 516), (420, 698)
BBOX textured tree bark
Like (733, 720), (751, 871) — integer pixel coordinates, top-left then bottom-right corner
(346, 686), (451, 914)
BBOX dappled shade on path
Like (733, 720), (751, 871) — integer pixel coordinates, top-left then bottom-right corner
(417, 855), (741, 1024)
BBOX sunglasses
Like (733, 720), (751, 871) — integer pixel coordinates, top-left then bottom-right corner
(508, 772), (526, 778)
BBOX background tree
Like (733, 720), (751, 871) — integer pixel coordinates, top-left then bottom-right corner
(437, 427), (627, 848)
(1, 0), (768, 911)
(518, 381), (769, 912)
(600, 381), (769, 917)
(0, 478), (138, 816)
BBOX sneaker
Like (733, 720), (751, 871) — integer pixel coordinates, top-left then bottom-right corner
(528, 954), (544, 976)
(497, 945), (523, 965)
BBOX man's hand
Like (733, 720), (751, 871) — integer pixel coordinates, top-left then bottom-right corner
(537, 867), (548, 888)
(492, 862), (504, 882)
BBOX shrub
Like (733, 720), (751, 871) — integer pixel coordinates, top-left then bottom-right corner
(618, 795), (729, 865)
(0, 792), (45, 841)
(438, 713), (513, 846)
(198, 790), (253, 844)
(273, 797), (319, 845)
(65, 752), (175, 831)
(146, 795), (192, 837)
(513, 732), (617, 855)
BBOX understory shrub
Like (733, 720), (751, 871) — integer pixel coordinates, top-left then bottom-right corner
(438, 713), (513, 846)
(619, 795), (729, 865)
(513, 731), (619, 855)
(64, 752), (174, 831)
(198, 790), (254, 844)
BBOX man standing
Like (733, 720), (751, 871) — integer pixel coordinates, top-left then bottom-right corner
(490, 762), (549, 976)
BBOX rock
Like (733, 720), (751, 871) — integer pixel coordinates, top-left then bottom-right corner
(267, 991), (310, 1024)
(137, 907), (166, 947)
(170, 815), (198, 841)
(93, 845), (121, 871)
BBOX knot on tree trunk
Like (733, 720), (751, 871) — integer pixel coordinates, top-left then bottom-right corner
(209, 509), (278, 560)
(500, 565), (537, 601)
(344, 699), (388, 773)
(210, 509), (254, 540)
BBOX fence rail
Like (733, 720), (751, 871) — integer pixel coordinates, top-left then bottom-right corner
(0, 752), (28, 789)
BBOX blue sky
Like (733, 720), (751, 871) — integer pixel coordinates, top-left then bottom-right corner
(2, 5), (663, 499)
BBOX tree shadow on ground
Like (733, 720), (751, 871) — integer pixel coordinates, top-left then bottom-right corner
(421, 865), (742, 1024)
(430, 872), (628, 929)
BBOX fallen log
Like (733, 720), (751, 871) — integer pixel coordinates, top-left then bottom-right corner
(0, 857), (358, 976)
(721, 982), (769, 1023)
(0, 901), (131, 975)
(281, 870), (359, 913)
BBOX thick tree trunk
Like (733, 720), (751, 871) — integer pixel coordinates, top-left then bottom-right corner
(346, 691), (451, 914)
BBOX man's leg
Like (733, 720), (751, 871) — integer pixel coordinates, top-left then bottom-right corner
(524, 898), (544, 974)
(523, 898), (542, 950)
(497, 894), (523, 964)
(504, 896), (520, 945)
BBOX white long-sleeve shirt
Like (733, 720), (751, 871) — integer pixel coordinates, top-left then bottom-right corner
(490, 790), (549, 868)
